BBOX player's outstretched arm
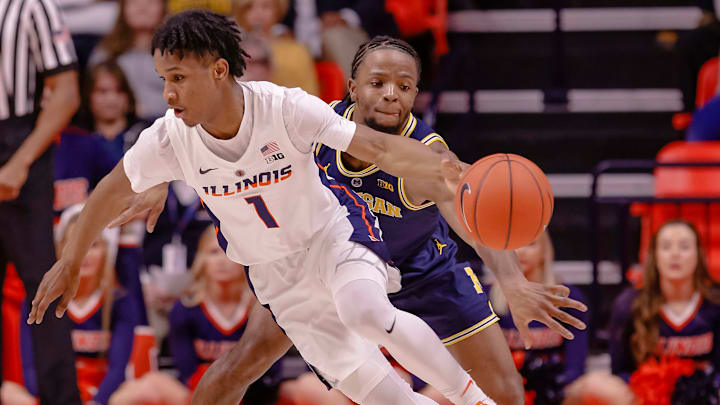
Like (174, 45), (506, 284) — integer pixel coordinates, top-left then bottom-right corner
(345, 124), (465, 189)
(435, 193), (587, 349)
(402, 142), (588, 349)
(27, 160), (138, 324)
(191, 301), (293, 405)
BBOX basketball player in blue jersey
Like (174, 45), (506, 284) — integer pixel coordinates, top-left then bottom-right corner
(29, 10), (497, 405)
(116, 36), (589, 405)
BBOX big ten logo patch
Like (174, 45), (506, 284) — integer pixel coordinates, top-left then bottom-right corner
(355, 192), (402, 218)
(377, 179), (394, 192)
(265, 152), (285, 164)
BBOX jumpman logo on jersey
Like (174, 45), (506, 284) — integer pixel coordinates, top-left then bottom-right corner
(434, 238), (447, 255)
(318, 163), (331, 174)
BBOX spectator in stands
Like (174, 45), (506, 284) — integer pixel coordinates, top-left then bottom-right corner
(167, 0), (232, 15)
(687, 94), (720, 141)
(89, 0), (168, 120)
(239, 33), (274, 82)
(110, 226), (334, 405)
(56, 204), (143, 405)
(609, 219), (720, 382)
(675, 0), (720, 112)
(489, 231), (588, 404)
(232, 0), (320, 96)
(54, 60), (148, 325)
(290, 1), (398, 63)
(168, 225), (285, 404)
(55, 61), (149, 212)
(562, 371), (635, 405)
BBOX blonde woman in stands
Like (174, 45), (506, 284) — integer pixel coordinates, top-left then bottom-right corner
(489, 231), (588, 403)
(58, 204), (142, 405)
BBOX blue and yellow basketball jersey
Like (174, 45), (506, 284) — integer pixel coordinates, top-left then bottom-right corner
(316, 100), (458, 286)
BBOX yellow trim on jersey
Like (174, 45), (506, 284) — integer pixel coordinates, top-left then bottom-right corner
(420, 133), (449, 150)
(343, 104), (355, 119)
(401, 114), (417, 138)
(398, 177), (435, 210)
(336, 149), (381, 177)
(329, 100), (341, 109)
(335, 104), (417, 178)
(442, 312), (500, 346)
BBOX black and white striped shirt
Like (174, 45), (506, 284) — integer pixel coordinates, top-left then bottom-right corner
(0, 0), (77, 121)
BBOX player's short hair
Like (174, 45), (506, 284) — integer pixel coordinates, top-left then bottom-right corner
(151, 10), (248, 78)
(349, 36), (422, 82)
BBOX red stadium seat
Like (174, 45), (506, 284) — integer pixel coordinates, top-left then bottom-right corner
(385, 0), (448, 57)
(696, 57), (719, 109)
(632, 141), (720, 281)
(315, 61), (346, 104)
(671, 56), (718, 130)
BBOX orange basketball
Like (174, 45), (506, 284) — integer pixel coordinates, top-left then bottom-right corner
(455, 153), (554, 250)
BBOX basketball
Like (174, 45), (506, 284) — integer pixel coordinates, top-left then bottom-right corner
(455, 153), (554, 250)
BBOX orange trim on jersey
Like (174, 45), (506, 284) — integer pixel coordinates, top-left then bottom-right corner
(462, 379), (473, 396)
(67, 296), (104, 324)
(660, 296), (703, 332)
(200, 302), (248, 336)
(328, 184), (378, 241)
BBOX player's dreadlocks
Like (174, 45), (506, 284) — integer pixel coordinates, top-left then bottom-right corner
(152, 10), (249, 78)
(344, 36), (422, 103)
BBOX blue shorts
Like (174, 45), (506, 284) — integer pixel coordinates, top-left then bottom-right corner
(389, 262), (498, 346)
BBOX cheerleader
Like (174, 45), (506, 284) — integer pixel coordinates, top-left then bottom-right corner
(57, 204), (142, 404)
(609, 219), (720, 404)
(489, 231), (588, 404)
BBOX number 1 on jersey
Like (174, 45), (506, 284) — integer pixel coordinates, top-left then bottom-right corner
(245, 196), (279, 228)
(464, 267), (483, 294)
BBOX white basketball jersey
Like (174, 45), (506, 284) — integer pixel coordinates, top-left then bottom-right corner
(164, 82), (351, 265)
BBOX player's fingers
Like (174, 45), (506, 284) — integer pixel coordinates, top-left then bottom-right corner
(28, 276), (51, 324)
(550, 295), (588, 312)
(516, 323), (533, 350)
(146, 205), (163, 233)
(546, 284), (570, 298)
(548, 305), (587, 330)
(55, 291), (73, 318)
(108, 207), (143, 228)
(541, 313), (574, 340)
(32, 289), (59, 324)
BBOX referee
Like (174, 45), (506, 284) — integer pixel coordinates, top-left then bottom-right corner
(0, 0), (81, 403)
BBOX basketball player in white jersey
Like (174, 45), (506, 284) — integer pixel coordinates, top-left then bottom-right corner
(28, 10), (494, 405)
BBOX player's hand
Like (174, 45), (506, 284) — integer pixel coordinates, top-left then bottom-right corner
(27, 258), (80, 324)
(502, 279), (587, 349)
(441, 158), (469, 197)
(108, 182), (169, 233)
(0, 160), (29, 201)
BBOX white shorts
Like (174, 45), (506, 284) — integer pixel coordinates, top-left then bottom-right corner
(246, 216), (400, 388)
